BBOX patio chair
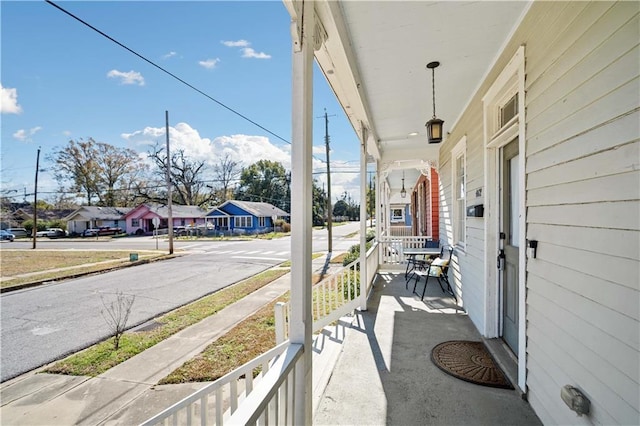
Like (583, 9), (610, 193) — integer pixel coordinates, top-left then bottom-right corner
(404, 239), (440, 286)
(410, 245), (456, 302)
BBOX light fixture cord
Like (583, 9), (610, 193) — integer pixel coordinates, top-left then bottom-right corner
(431, 67), (437, 118)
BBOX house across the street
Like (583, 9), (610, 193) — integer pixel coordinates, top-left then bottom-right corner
(124, 203), (207, 235)
(65, 206), (132, 235)
(205, 200), (289, 235)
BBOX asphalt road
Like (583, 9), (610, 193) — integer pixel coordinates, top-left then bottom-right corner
(0, 222), (362, 382)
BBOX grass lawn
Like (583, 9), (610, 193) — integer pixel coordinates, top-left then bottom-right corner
(44, 268), (290, 377)
(0, 250), (167, 289)
(159, 271), (339, 384)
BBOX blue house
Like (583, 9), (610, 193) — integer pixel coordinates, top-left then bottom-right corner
(205, 200), (289, 235)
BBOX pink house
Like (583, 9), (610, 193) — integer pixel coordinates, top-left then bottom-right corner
(124, 204), (207, 235)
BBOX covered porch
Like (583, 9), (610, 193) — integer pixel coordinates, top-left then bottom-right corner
(142, 0), (639, 424)
(313, 270), (540, 425)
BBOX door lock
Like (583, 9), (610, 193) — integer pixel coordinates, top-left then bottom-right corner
(497, 249), (505, 271)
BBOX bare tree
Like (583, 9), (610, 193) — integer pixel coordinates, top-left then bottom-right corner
(213, 153), (241, 202)
(145, 143), (214, 206)
(100, 290), (136, 351)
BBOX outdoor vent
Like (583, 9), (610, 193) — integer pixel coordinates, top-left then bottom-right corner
(500, 93), (518, 127)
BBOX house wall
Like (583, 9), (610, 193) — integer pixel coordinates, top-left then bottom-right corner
(430, 168), (439, 241)
(439, 1), (639, 424)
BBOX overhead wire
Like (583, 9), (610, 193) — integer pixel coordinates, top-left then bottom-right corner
(44, 0), (332, 165)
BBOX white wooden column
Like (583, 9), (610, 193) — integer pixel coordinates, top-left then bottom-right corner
(376, 160), (382, 264)
(359, 124), (368, 310)
(290, 1), (315, 424)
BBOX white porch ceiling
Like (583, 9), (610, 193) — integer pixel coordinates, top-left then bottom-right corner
(305, 0), (531, 193)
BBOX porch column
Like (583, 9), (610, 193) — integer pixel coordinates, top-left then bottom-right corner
(290, 1), (315, 424)
(359, 123), (368, 310)
(376, 161), (382, 264)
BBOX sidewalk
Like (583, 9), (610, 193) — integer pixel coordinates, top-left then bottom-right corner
(0, 254), (347, 425)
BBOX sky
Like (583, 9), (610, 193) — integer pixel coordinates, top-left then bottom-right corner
(0, 0), (364, 207)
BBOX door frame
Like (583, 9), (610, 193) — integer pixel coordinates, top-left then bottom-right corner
(482, 46), (527, 391)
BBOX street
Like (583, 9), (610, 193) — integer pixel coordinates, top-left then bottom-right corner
(0, 222), (362, 382)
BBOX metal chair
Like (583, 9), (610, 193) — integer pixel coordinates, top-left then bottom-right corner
(410, 245), (456, 302)
(404, 239), (439, 286)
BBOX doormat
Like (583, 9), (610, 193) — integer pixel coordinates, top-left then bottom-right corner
(431, 340), (513, 389)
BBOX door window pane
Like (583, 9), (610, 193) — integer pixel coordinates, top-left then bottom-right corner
(510, 155), (519, 247)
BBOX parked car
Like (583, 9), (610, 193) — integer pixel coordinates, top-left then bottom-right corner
(6, 227), (29, 238)
(36, 228), (67, 238)
(82, 228), (100, 237)
(83, 227), (123, 237)
(0, 230), (15, 241)
(97, 226), (123, 236)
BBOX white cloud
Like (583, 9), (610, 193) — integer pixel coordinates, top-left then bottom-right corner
(122, 122), (290, 169)
(162, 51), (177, 59)
(221, 40), (250, 47)
(63, 130), (72, 137)
(13, 126), (42, 142)
(1, 84), (23, 114)
(121, 122), (364, 203)
(199, 58), (220, 69)
(107, 69), (145, 86)
(241, 48), (271, 59)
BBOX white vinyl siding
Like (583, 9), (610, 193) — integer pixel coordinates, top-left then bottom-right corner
(523, 3), (639, 424)
(438, 2), (639, 424)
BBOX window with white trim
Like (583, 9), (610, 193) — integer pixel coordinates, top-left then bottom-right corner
(391, 208), (404, 222)
(234, 216), (253, 228)
(258, 217), (266, 227)
(451, 137), (466, 247)
(131, 218), (139, 227)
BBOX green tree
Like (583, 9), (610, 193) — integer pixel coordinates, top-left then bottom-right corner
(236, 160), (289, 210)
(312, 179), (326, 226)
(334, 192), (360, 221)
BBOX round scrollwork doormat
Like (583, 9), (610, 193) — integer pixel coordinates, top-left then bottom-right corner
(431, 340), (514, 389)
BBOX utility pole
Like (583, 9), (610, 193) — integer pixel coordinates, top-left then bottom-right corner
(32, 147), (41, 249)
(322, 109), (335, 252)
(166, 111), (174, 254)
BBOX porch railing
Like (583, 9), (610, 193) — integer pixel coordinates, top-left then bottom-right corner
(378, 235), (434, 265)
(275, 241), (380, 343)
(389, 225), (412, 237)
(140, 341), (301, 426)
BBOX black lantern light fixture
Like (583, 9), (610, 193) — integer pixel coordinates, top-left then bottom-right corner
(400, 170), (407, 198)
(426, 61), (444, 144)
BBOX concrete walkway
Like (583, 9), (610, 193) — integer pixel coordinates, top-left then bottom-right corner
(0, 255), (345, 425)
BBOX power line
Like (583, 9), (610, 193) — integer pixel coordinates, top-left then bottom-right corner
(45, 0), (290, 145)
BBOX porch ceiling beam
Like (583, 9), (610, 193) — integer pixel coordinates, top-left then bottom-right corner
(313, 0), (382, 161)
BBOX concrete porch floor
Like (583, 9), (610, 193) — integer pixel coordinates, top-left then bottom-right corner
(313, 270), (542, 425)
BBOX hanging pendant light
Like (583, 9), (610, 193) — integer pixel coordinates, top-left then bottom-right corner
(401, 170), (407, 198)
(426, 61), (444, 144)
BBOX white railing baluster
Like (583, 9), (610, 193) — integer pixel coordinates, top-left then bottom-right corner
(230, 380), (238, 413)
(215, 387), (223, 425)
(201, 394), (208, 426)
